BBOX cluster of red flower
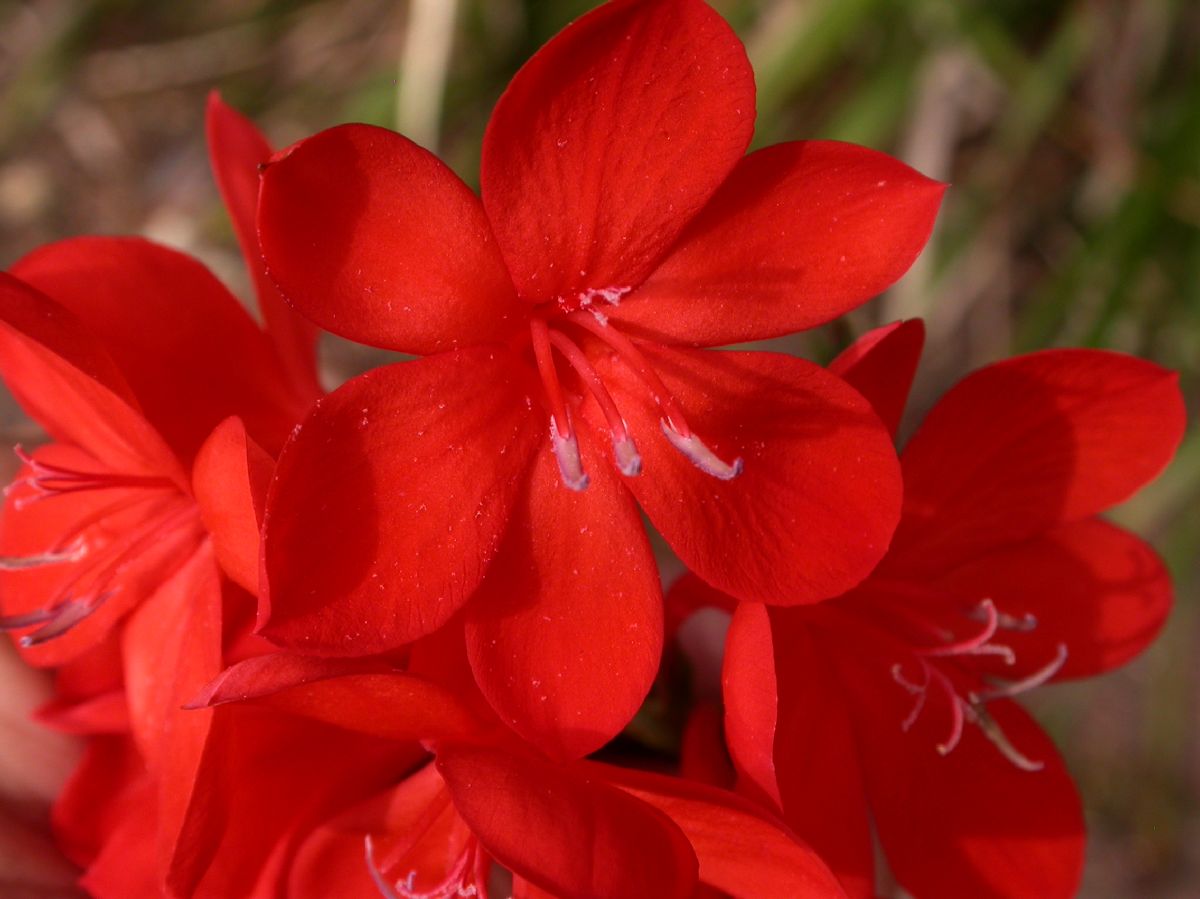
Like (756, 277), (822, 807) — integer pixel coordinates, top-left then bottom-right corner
(0, 1), (1184, 896)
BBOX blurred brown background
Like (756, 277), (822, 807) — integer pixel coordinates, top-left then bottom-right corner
(1, 0), (1197, 895)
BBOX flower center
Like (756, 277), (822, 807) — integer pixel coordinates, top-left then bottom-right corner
(884, 596), (1068, 771)
(0, 447), (198, 646)
(365, 821), (490, 899)
(527, 305), (742, 491)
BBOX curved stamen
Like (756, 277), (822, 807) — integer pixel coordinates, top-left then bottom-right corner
(935, 688), (968, 756)
(971, 643), (1069, 703)
(531, 320), (589, 492)
(20, 594), (110, 647)
(892, 659), (967, 753)
(365, 835), (405, 899)
(891, 662), (930, 731)
(921, 599), (1015, 664)
(547, 330), (641, 477)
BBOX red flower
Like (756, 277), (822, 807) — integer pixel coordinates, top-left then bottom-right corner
(0, 94), (309, 658)
(0, 95), (317, 894)
(685, 320), (1185, 898)
(182, 652), (847, 899)
(256, 0), (943, 758)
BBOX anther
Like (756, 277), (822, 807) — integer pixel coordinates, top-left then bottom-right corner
(550, 416), (589, 492)
(546, 329), (641, 480)
(660, 419), (743, 481)
(613, 434), (642, 477)
(0, 592), (110, 647)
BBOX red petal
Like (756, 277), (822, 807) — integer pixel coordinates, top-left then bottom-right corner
(601, 346), (902, 605)
(206, 92), (321, 401)
(511, 877), (560, 899)
(13, 237), (307, 462)
(610, 142), (945, 346)
(895, 350), (1186, 568)
(665, 571), (737, 641)
(193, 416), (273, 595)
(260, 349), (540, 654)
(258, 124), (523, 354)
(829, 319), (925, 439)
(834, 629), (1085, 899)
(680, 701), (735, 790)
(53, 735), (145, 866)
(190, 654), (483, 743)
(721, 602), (780, 807)
(933, 518), (1172, 680)
(37, 690), (129, 734)
(437, 744), (699, 898)
(78, 785), (163, 899)
(0, 274), (181, 482)
(121, 542), (223, 887)
(465, 434), (662, 760)
(174, 705), (409, 897)
(481, 0), (754, 302)
(595, 762), (847, 898)
(768, 610), (875, 898)
(288, 760), (466, 899)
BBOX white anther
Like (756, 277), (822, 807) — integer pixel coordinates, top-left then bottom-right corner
(550, 417), (589, 492)
(660, 420), (743, 481)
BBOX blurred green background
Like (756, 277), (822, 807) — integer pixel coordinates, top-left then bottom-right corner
(0, 0), (1196, 894)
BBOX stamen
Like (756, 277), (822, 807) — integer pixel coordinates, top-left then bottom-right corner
(19, 594), (110, 647)
(891, 662), (930, 731)
(935, 692), (967, 756)
(0, 501), (197, 647)
(365, 835), (405, 899)
(0, 539), (87, 571)
(660, 419), (743, 481)
(970, 705), (1045, 772)
(549, 417), (589, 492)
(891, 658), (970, 756)
(9, 446), (175, 510)
(971, 643), (1069, 703)
(566, 312), (693, 437)
(532, 320), (590, 491)
(366, 832), (482, 899)
(547, 330), (641, 477)
(529, 320), (571, 439)
(922, 599), (1015, 664)
(0, 607), (58, 629)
